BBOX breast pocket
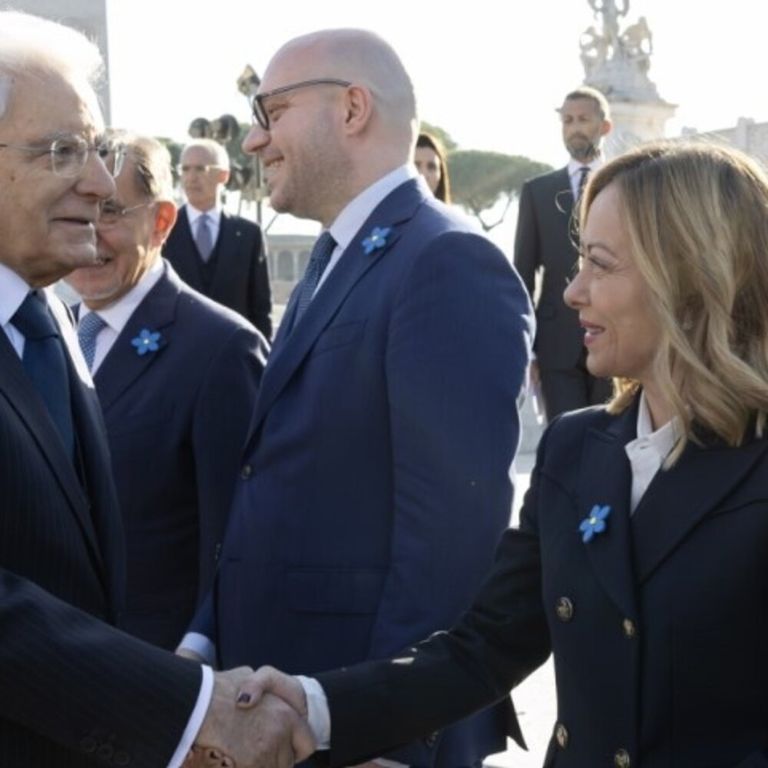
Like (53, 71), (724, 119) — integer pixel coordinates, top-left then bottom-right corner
(311, 320), (366, 356)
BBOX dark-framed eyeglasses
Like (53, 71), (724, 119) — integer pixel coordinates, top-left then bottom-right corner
(0, 135), (125, 178)
(251, 78), (351, 131)
(98, 200), (155, 228)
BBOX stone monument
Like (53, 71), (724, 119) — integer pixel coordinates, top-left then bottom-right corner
(580, 0), (675, 157)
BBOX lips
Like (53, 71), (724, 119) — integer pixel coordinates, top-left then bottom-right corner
(581, 320), (605, 346)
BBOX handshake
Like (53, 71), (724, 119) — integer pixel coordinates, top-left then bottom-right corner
(185, 665), (313, 768)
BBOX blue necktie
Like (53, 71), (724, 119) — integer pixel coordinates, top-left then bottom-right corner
(77, 311), (106, 371)
(12, 291), (75, 457)
(292, 231), (336, 329)
(195, 213), (214, 262)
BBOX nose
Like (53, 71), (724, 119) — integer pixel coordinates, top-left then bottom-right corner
(563, 265), (587, 310)
(76, 149), (116, 201)
(242, 122), (270, 155)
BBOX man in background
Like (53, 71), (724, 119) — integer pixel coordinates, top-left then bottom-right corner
(514, 86), (613, 421)
(163, 138), (273, 339)
(66, 132), (268, 650)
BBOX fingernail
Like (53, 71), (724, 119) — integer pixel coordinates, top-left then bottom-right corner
(237, 692), (252, 704)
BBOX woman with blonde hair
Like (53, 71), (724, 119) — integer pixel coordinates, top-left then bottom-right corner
(238, 140), (768, 768)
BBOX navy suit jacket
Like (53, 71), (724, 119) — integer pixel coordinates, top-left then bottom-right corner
(163, 205), (273, 340)
(514, 166), (583, 369)
(0, 289), (201, 767)
(193, 178), (534, 766)
(91, 261), (267, 649)
(318, 401), (768, 768)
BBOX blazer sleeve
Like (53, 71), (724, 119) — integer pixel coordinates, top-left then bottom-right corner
(317, 424), (553, 768)
(192, 324), (267, 605)
(0, 569), (203, 767)
(247, 227), (273, 341)
(513, 180), (539, 301)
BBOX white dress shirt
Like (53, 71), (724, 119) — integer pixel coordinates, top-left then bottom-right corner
(567, 156), (603, 199)
(78, 257), (164, 373)
(0, 262), (37, 356)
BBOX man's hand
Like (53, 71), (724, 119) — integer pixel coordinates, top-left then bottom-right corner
(188, 667), (315, 768)
(234, 665), (307, 719)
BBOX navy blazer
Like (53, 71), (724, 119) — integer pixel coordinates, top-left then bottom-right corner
(514, 167), (584, 370)
(0, 290), (201, 767)
(193, 178), (534, 766)
(163, 205), (273, 340)
(91, 261), (267, 649)
(319, 400), (768, 768)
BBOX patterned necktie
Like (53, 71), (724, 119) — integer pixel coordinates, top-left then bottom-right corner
(12, 291), (74, 456)
(77, 311), (107, 371)
(577, 166), (590, 198)
(292, 231), (337, 328)
(195, 213), (214, 262)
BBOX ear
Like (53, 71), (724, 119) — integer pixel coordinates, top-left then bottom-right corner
(151, 201), (178, 247)
(341, 84), (374, 137)
(217, 168), (230, 186)
(600, 118), (613, 137)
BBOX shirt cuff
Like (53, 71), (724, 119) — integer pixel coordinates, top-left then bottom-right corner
(178, 632), (217, 666)
(297, 675), (331, 749)
(167, 664), (214, 768)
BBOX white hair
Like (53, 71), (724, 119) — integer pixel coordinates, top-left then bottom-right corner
(182, 139), (231, 172)
(0, 11), (103, 121)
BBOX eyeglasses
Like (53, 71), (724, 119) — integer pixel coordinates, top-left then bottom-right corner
(251, 78), (351, 131)
(0, 135), (125, 178)
(177, 164), (224, 175)
(98, 200), (155, 227)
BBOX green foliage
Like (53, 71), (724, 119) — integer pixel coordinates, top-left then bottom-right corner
(419, 121), (458, 152)
(448, 150), (552, 231)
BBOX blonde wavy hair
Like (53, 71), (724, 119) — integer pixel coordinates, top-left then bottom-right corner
(581, 140), (768, 462)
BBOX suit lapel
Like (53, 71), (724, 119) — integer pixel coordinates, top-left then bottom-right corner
(631, 434), (768, 584)
(552, 166), (574, 218)
(94, 266), (176, 411)
(252, 179), (424, 432)
(577, 403), (639, 621)
(171, 206), (204, 287)
(0, 306), (102, 557)
(209, 213), (239, 292)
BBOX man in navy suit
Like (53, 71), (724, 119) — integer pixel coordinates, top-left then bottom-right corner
(163, 139), (273, 340)
(66, 132), (268, 651)
(181, 28), (533, 768)
(514, 86), (613, 422)
(0, 11), (310, 768)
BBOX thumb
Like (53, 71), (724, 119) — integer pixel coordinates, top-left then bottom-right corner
(236, 665), (307, 716)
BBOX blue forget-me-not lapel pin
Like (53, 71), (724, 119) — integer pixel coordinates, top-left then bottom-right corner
(579, 504), (612, 543)
(362, 226), (392, 255)
(131, 328), (162, 356)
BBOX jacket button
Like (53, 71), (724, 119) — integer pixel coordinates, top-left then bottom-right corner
(554, 722), (569, 748)
(614, 748), (631, 767)
(555, 597), (574, 622)
(80, 736), (97, 754)
(97, 744), (114, 761)
(114, 751), (131, 766)
(622, 618), (637, 638)
(240, 464), (253, 479)
(425, 731), (439, 747)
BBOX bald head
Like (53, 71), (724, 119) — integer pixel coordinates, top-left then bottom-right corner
(269, 29), (418, 150)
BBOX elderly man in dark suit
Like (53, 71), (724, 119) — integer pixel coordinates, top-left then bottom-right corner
(181, 27), (532, 768)
(514, 86), (613, 421)
(163, 138), (273, 340)
(0, 11), (310, 767)
(66, 132), (268, 651)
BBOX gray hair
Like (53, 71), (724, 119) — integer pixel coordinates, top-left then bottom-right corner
(181, 139), (230, 172)
(109, 130), (174, 201)
(0, 11), (103, 121)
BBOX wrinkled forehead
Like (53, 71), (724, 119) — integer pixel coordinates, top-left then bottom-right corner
(0, 68), (104, 140)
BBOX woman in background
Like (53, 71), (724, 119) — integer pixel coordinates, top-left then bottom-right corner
(415, 132), (451, 203)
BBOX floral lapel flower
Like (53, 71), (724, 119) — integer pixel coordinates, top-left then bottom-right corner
(579, 504), (612, 543)
(131, 328), (162, 356)
(362, 226), (392, 255)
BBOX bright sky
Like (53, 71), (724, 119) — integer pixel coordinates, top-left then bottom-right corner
(105, 0), (768, 240)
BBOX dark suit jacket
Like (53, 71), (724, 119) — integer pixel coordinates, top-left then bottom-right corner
(514, 166), (583, 370)
(319, 400), (768, 768)
(163, 205), (272, 339)
(0, 289), (201, 767)
(91, 261), (267, 649)
(193, 178), (534, 766)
